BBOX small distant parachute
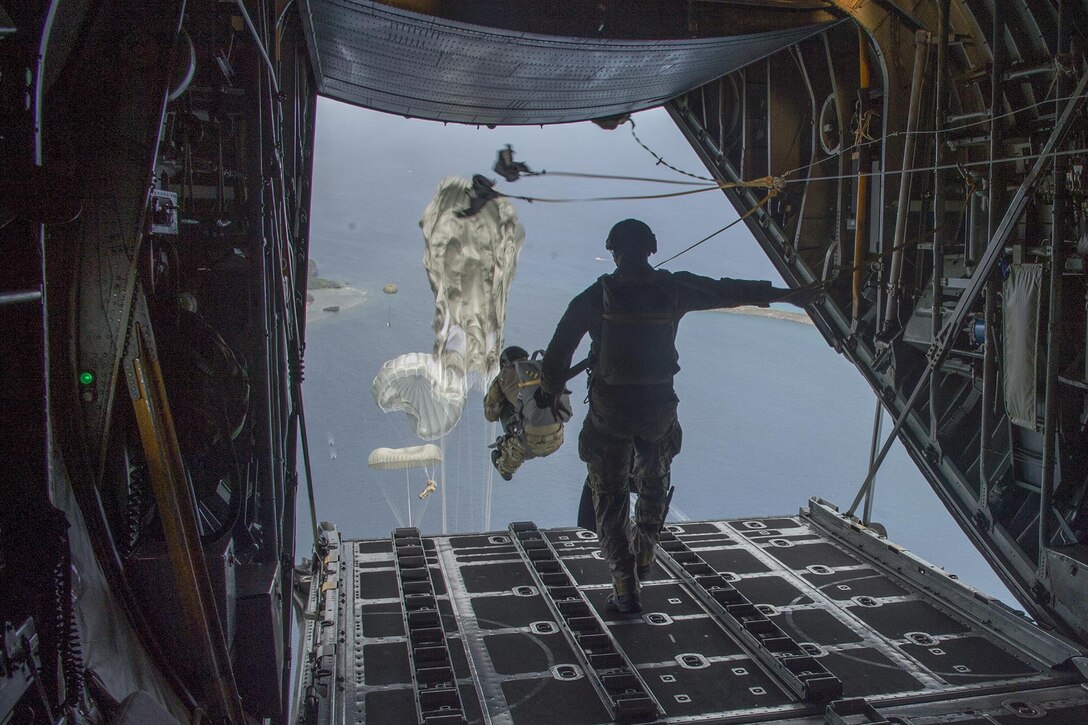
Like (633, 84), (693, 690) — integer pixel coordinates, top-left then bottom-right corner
(372, 353), (466, 440)
(383, 284), (399, 326)
(368, 444), (442, 470)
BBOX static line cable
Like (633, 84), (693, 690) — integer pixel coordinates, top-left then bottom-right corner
(783, 85), (1079, 179)
(783, 145), (1088, 186)
(501, 185), (717, 204)
(499, 174), (784, 205)
(518, 170), (720, 186)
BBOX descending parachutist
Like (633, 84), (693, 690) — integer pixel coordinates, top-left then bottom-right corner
(383, 283), (398, 327)
(418, 479), (437, 500)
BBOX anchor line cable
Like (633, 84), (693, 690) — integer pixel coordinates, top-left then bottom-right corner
(497, 175), (783, 204)
(491, 143), (1080, 273)
(499, 186), (720, 204)
(781, 145), (1088, 186)
(519, 170), (715, 186)
(499, 88), (1080, 199)
(493, 143), (1085, 208)
(543, 85), (1078, 193)
(489, 89), (1084, 202)
(781, 83), (1075, 180)
(487, 87), (1084, 269)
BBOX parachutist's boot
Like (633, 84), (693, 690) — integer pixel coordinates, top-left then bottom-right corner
(606, 580), (641, 616)
(491, 448), (512, 481)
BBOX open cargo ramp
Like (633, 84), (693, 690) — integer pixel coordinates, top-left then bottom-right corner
(294, 499), (1088, 723)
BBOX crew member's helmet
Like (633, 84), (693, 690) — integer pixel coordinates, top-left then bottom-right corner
(500, 346), (529, 367)
(605, 218), (657, 256)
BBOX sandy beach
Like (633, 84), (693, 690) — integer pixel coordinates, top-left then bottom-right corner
(716, 305), (814, 325)
(306, 285), (368, 324)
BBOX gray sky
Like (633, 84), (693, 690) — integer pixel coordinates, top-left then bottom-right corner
(313, 98), (784, 285)
(305, 98), (1017, 606)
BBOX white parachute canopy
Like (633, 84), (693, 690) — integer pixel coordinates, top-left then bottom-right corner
(372, 352), (466, 440)
(367, 444), (443, 471)
(420, 177), (525, 390)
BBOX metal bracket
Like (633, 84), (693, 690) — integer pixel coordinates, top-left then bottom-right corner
(1, 619), (46, 721)
(508, 521), (662, 722)
(825, 697), (890, 724)
(656, 529), (842, 703)
(391, 528), (468, 725)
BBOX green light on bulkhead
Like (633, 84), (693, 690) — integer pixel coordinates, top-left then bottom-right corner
(79, 371), (95, 386)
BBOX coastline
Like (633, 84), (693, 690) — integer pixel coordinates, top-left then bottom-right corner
(306, 285), (368, 324)
(714, 305), (814, 325)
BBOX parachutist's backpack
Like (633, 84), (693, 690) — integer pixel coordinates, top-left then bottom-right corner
(514, 352), (572, 430)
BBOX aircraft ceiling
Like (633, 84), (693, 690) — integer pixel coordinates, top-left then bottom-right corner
(299, 0), (836, 125)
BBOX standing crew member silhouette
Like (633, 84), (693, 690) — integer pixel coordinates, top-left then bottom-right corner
(540, 219), (818, 614)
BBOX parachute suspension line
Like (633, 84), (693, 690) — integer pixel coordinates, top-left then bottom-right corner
(440, 435), (447, 535)
(406, 470), (413, 528)
(379, 484), (406, 529)
(383, 283), (398, 327)
(485, 419), (498, 531)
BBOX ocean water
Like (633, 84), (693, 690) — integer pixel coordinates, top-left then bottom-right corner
(299, 99), (1017, 607)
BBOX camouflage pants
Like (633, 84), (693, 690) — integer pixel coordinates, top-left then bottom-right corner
(495, 429), (564, 478)
(579, 385), (682, 593)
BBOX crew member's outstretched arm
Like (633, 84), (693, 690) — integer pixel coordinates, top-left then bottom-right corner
(541, 286), (596, 396)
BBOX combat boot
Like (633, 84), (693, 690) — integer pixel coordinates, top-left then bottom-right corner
(605, 580), (641, 615)
(490, 449), (512, 481)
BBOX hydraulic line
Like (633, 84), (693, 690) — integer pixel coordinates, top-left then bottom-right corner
(980, 2), (1006, 508)
(1039, 0), (1075, 568)
(852, 27), (872, 324)
(931, 0), (951, 442)
(235, 0), (280, 95)
(883, 30), (929, 331)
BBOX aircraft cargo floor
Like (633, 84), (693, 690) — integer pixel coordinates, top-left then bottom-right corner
(295, 499), (1088, 723)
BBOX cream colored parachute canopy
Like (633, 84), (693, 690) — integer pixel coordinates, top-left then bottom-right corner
(367, 444), (442, 470)
(372, 353), (466, 440)
(420, 177), (525, 391)
(372, 178), (524, 439)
